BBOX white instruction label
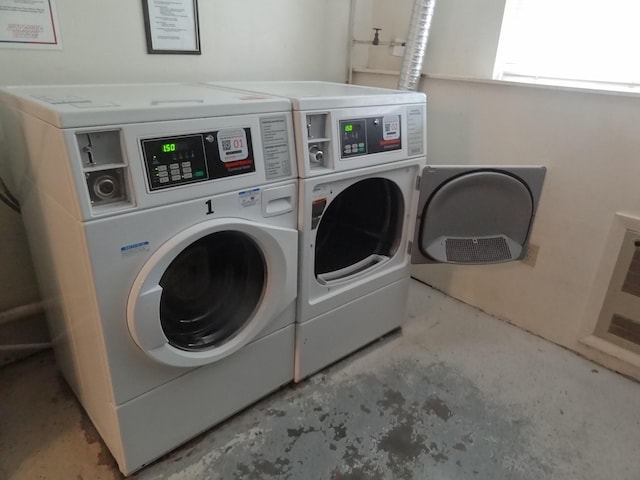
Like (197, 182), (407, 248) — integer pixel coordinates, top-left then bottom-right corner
(33, 94), (118, 108)
(32, 94), (89, 104)
(407, 105), (425, 156)
(312, 184), (330, 200)
(218, 129), (249, 162)
(383, 115), (400, 141)
(260, 116), (293, 180)
(70, 101), (119, 109)
(239, 188), (261, 208)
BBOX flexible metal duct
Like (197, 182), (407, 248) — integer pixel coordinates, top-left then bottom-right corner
(398, 0), (437, 91)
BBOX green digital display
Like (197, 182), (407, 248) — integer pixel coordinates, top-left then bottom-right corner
(344, 124), (353, 133)
(162, 143), (176, 153)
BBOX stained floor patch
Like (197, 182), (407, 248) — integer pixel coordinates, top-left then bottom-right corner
(423, 394), (454, 421)
(136, 358), (559, 480)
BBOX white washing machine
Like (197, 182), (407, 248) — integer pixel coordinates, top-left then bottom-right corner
(210, 81), (546, 383)
(0, 84), (299, 474)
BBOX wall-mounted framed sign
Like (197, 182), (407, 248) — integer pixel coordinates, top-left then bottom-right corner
(0, 0), (62, 49)
(142, 0), (200, 55)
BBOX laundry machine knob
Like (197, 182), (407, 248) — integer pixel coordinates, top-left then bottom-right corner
(205, 134), (215, 143)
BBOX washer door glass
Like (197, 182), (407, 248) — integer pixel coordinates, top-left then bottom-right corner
(159, 231), (265, 351)
(315, 177), (404, 281)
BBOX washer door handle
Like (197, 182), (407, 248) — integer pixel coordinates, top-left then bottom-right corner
(130, 284), (166, 351)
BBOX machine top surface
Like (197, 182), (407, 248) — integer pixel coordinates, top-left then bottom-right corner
(209, 81), (426, 110)
(0, 83), (291, 128)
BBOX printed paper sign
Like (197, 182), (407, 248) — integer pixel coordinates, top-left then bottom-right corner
(0, 0), (61, 48)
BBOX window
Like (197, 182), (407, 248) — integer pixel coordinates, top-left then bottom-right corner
(494, 0), (640, 91)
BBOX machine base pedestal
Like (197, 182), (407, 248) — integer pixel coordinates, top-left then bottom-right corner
(294, 277), (410, 382)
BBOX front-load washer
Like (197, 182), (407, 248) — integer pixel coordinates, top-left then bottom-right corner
(0, 83), (298, 474)
(208, 81), (546, 382)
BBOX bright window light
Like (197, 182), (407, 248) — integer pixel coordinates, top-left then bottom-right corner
(494, 0), (640, 91)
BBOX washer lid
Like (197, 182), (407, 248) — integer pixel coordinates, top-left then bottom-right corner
(412, 165), (546, 265)
(209, 81), (426, 110)
(0, 83), (291, 128)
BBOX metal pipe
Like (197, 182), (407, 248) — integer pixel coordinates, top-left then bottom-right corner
(0, 342), (51, 352)
(398, 0), (437, 91)
(0, 301), (45, 326)
(346, 0), (356, 84)
(0, 302), (51, 355)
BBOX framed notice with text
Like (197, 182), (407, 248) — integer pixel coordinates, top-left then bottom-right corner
(142, 0), (200, 54)
(0, 0), (62, 49)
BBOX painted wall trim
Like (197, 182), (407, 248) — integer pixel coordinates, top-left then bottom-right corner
(422, 74), (640, 101)
(580, 335), (640, 370)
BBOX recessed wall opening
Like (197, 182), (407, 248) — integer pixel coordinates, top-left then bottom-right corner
(314, 177), (404, 281)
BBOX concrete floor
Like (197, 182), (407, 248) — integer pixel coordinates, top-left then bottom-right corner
(1, 279), (640, 480)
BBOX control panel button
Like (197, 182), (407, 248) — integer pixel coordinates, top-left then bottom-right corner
(142, 133), (211, 191)
(339, 117), (401, 158)
(142, 129), (255, 191)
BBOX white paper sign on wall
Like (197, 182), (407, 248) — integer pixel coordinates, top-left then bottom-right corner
(0, 0), (62, 49)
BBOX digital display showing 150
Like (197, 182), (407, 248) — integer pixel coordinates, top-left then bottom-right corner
(344, 124), (354, 133)
(162, 143), (176, 153)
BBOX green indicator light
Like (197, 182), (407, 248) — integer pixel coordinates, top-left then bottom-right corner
(162, 143), (176, 153)
(194, 171), (205, 177)
(344, 124), (353, 133)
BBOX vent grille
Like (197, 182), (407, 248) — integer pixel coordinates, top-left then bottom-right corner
(445, 237), (512, 264)
(594, 229), (640, 354)
(608, 314), (640, 346)
(621, 247), (640, 297)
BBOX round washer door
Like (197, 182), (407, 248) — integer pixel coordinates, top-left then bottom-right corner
(314, 177), (404, 283)
(127, 218), (297, 367)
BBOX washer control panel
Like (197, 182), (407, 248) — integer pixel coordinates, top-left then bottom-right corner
(141, 128), (255, 191)
(339, 115), (401, 159)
